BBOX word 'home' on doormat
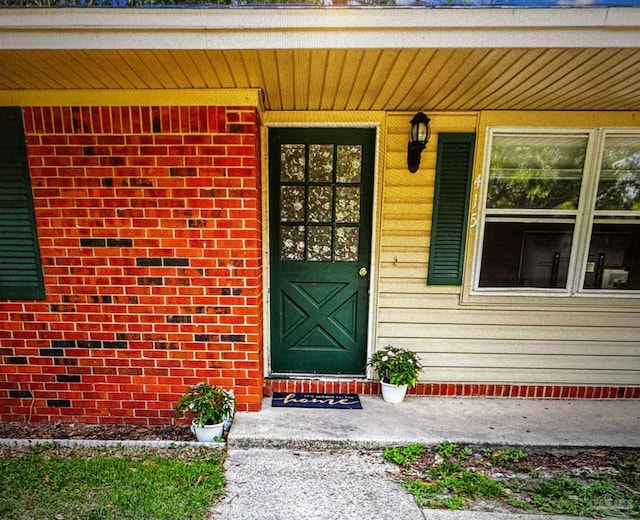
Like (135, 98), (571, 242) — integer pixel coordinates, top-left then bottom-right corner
(271, 392), (362, 409)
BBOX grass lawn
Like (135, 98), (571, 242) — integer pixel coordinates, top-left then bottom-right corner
(0, 444), (226, 520)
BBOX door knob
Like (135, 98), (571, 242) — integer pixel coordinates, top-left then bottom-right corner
(359, 267), (368, 277)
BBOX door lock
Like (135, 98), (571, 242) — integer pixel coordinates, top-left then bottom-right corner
(358, 267), (368, 277)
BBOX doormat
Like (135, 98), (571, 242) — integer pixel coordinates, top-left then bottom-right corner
(271, 392), (362, 409)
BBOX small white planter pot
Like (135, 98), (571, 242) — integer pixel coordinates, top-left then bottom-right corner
(380, 382), (408, 404)
(191, 420), (225, 442)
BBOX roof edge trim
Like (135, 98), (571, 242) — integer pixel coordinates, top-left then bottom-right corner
(1, 7), (639, 49)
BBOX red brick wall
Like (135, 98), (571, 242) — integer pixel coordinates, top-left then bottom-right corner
(0, 105), (264, 424)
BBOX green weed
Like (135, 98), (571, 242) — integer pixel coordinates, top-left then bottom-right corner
(490, 447), (529, 465)
(383, 443), (426, 466)
(434, 442), (473, 460)
(435, 441), (459, 458)
(399, 450), (504, 511)
(527, 475), (638, 518)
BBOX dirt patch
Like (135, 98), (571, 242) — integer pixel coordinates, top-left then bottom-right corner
(410, 447), (640, 475)
(0, 421), (194, 442)
(396, 446), (640, 516)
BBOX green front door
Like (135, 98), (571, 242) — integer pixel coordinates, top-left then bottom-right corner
(269, 128), (375, 375)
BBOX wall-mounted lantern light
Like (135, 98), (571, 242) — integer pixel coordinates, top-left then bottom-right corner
(407, 112), (431, 173)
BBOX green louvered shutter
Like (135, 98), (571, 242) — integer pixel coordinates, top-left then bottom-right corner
(0, 107), (45, 299)
(427, 133), (476, 286)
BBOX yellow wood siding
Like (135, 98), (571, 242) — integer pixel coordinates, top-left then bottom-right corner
(375, 111), (640, 386)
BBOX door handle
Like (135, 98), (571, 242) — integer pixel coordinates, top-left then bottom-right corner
(359, 267), (368, 277)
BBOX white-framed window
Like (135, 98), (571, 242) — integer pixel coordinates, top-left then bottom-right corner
(472, 128), (640, 297)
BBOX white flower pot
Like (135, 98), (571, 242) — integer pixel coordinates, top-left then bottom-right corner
(380, 382), (408, 404)
(191, 420), (225, 442)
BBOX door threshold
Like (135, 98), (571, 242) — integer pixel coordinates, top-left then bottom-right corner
(266, 377), (378, 396)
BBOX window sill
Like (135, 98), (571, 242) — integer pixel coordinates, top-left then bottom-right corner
(461, 288), (640, 309)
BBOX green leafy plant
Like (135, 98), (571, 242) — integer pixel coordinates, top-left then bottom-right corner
(174, 382), (234, 427)
(490, 447), (529, 465)
(367, 345), (422, 387)
(402, 457), (502, 510)
(383, 444), (426, 466)
(435, 441), (459, 458)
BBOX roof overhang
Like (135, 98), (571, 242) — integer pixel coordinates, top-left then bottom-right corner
(1, 7), (639, 111)
(1, 7), (640, 49)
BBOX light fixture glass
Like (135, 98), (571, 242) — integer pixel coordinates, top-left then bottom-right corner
(407, 112), (431, 173)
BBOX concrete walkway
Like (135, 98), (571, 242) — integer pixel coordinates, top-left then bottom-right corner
(208, 396), (640, 519)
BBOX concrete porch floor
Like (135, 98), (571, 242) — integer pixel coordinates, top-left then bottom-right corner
(228, 395), (640, 449)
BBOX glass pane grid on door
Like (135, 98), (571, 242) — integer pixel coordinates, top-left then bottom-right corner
(279, 143), (362, 263)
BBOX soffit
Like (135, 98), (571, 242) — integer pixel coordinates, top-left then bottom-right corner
(0, 48), (639, 111)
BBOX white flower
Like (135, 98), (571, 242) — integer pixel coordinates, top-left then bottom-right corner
(381, 355), (388, 362)
(189, 403), (195, 410)
(387, 351), (395, 357)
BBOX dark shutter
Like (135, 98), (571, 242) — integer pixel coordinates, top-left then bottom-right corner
(427, 133), (476, 286)
(0, 107), (45, 299)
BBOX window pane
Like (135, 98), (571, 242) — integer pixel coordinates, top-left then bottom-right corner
(596, 135), (640, 211)
(281, 225), (305, 261)
(308, 186), (333, 223)
(335, 187), (360, 223)
(336, 145), (362, 183)
(479, 222), (574, 288)
(307, 226), (332, 261)
(583, 223), (640, 290)
(280, 186), (305, 222)
(334, 226), (359, 262)
(487, 135), (587, 210)
(308, 145), (334, 182)
(281, 144), (305, 182)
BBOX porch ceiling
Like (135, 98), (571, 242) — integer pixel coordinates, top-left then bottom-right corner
(1, 47), (640, 112)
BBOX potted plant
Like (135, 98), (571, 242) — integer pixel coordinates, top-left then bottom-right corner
(174, 382), (235, 442)
(367, 346), (422, 403)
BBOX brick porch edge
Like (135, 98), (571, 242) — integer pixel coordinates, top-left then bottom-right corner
(267, 380), (640, 399)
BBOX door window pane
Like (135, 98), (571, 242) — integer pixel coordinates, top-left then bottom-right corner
(336, 145), (362, 183)
(281, 144), (305, 182)
(335, 226), (359, 262)
(309, 145), (334, 182)
(583, 223), (640, 290)
(335, 187), (360, 223)
(596, 135), (640, 211)
(307, 226), (332, 261)
(280, 186), (305, 222)
(281, 225), (305, 261)
(308, 186), (333, 223)
(488, 135), (587, 210)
